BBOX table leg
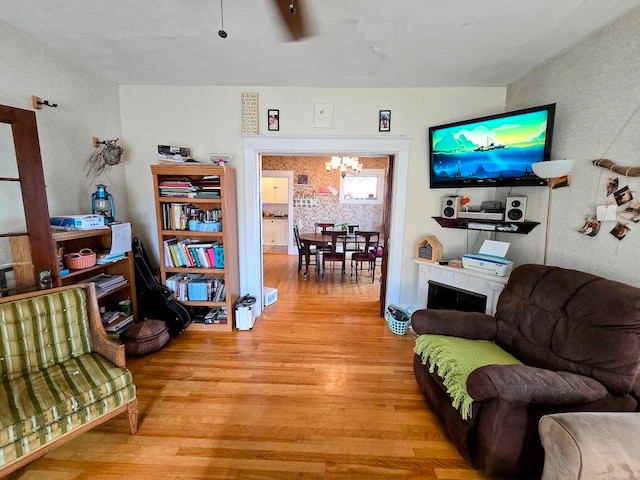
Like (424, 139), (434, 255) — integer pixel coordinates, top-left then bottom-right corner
(303, 243), (311, 277)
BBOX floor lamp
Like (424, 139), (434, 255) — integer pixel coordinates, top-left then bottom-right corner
(531, 159), (575, 265)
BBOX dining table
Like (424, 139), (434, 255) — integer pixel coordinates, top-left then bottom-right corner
(298, 231), (367, 276)
(297, 232), (331, 276)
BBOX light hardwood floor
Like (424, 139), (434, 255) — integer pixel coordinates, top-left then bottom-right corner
(9, 254), (490, 480)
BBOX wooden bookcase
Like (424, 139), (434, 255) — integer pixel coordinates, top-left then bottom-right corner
(53, 227), (137, 319)
(150, 164), (239, 331)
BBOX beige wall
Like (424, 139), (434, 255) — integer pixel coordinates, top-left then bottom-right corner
(0, 20), (127, 220)
(119, 86), (507, 305)
(504, 6), (640, 286)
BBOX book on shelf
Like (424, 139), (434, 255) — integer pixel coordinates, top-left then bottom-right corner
(163, 238), (222, 268)
(103, 313), (134, 333)
(166, 273), (225, 302)
(84, 273), (127, 293)
(162, 204), (222, 230)
(95, 251), (127, 265)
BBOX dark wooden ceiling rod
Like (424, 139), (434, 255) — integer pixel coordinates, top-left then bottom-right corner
(592, 158), (640, 177)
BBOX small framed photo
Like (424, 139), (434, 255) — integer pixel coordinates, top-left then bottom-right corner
(267, 109), (279, 131)
(379, 110), (391, 132)
(613, 185), (633, 206)
(297, 174), (308, 185)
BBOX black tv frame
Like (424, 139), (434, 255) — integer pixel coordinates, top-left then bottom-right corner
(428, 103), (556, 189)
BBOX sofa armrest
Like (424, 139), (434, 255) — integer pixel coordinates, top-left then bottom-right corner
(540, 412), (640, 480)
(467, 364), (608, 404)
(83, 283), (126, 367)
(411, 309), (497, 340)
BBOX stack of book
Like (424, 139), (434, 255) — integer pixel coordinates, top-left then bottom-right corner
(101, 311), (135, 339)
(158, 178), (222, 199)
(84, 273), (127, 295)
(191, 176), (221, 198)
(158, 180), (198, 197)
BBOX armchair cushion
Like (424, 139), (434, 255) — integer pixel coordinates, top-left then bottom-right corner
(415, 335), (522, 419)
(468, 364), (608, 404)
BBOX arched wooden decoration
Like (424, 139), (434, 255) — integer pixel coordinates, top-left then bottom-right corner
(592, 158), (640, 177)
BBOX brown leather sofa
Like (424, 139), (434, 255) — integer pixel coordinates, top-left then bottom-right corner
(411, 264), (640, 477)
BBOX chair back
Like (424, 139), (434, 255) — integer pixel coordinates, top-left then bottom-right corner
(321, 230), (347, 257)
(293, 225), (303, 250)
(315, 222), (334, 233)
(496, 264), (640, 394)
(354, 231), (380, 257)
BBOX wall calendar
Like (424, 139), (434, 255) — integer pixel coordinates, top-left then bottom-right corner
(241, 92), (259, 134)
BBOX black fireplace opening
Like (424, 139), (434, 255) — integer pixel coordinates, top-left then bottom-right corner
(427, 281), (486, 313)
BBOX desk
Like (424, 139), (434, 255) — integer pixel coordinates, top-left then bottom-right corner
(298, 232), (330, 276)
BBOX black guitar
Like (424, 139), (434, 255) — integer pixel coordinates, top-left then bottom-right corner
(132, 237), (191, 336)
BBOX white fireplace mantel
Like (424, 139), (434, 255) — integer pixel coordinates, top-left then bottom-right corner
(414, 260), (510, 315)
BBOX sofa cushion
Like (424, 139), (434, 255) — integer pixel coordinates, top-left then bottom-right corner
(415, 334), (522, 419)
(0, 382), (136, 467)
(0, 289), (92, 380)
(0, 352), (134, 450)
(495, 264), (640, 394)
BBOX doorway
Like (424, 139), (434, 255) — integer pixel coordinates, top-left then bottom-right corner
(242, 136), (411, 318)
(260, 154), (390, 304)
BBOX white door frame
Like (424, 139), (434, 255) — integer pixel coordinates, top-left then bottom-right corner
(242, 135), (411, 316)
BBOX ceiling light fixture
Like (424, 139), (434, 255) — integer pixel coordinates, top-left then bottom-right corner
(218, 0), (228, 38)
(325, 156), (363, 177)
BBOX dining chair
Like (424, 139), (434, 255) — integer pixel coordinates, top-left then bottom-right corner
(320, 229), (347, 275)
(350, 231), (380, 282)
(315, 222), (334, 233)
(293, 225), (319, 275)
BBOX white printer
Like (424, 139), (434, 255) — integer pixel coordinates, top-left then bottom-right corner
(462, 240), (513, 277)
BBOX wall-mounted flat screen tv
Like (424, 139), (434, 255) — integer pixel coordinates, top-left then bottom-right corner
(428, 104), (556, 189)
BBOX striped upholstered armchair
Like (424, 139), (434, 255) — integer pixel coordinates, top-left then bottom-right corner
(0, 283), (137, 475)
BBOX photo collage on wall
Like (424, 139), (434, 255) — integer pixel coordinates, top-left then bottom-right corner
(580, 175), (635, 241)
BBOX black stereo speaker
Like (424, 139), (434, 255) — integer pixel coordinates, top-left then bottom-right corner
(441, 196), (460, 219)
(505, 196), (527, 222)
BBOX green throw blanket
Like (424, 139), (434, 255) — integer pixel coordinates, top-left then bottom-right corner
(414, 334), (522, 420)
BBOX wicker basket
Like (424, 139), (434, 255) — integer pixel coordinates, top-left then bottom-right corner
(64, 248), (96, 269)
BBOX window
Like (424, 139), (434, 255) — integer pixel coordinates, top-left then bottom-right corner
(339, 169), (385, 204)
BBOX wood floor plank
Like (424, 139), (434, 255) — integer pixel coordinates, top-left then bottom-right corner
(9, 254), (492, 479)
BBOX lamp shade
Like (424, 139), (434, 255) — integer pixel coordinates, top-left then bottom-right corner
(531, 159), (575, 179)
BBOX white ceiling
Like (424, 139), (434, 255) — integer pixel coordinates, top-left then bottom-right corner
(1, 0), (639, 87)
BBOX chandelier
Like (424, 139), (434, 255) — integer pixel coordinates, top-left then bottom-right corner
(325, 156), (363, 177)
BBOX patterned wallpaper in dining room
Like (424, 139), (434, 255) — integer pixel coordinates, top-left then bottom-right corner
(262, 155), (388, 234)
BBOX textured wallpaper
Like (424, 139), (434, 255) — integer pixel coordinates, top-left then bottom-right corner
(262, 155), (387, 234)
(504, 6), (640, 286)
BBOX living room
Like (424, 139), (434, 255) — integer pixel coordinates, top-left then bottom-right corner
(1, 2), (639, 478)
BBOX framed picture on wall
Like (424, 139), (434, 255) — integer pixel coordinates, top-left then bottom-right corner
(268, 109), (279, 131)
(297, 174), (308, 185)
(379, 110), (391, 132)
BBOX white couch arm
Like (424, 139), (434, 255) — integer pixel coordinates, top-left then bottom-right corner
(539, 412), (640, 479)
